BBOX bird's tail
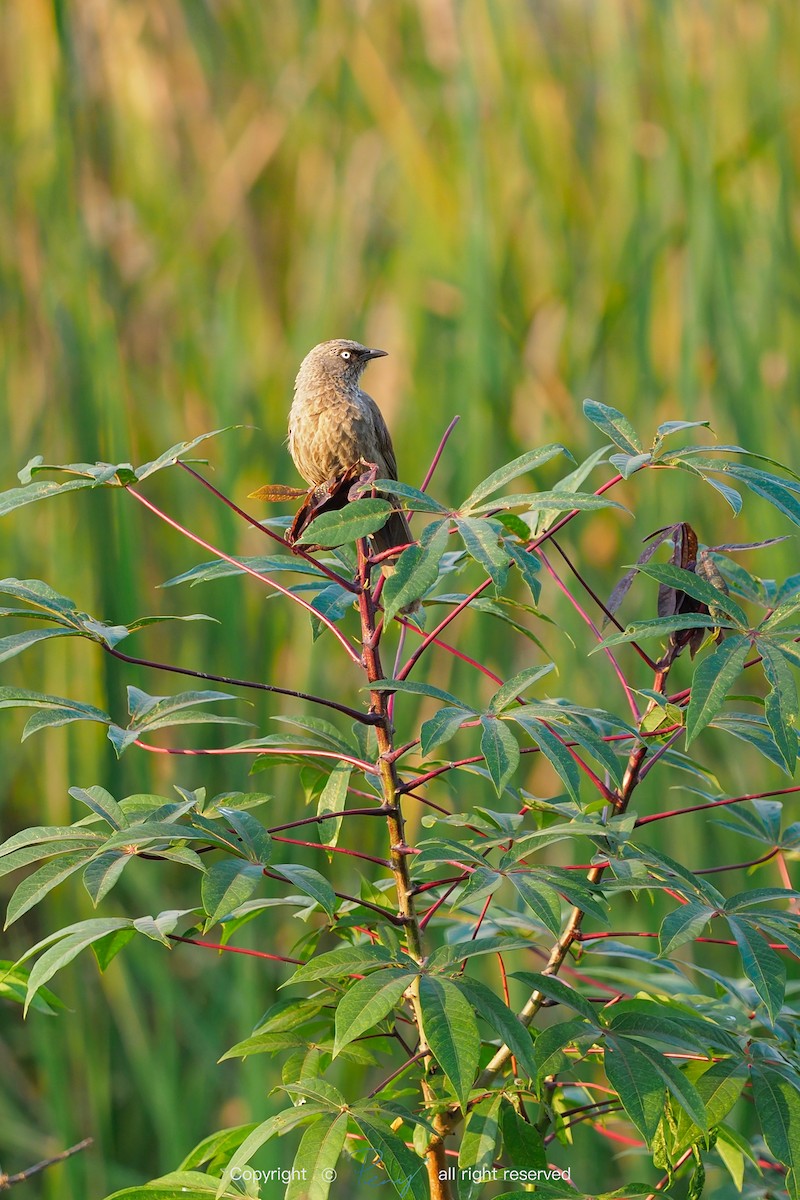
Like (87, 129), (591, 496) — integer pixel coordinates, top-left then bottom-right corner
(371, 506), (413, 563)
(371, 505), (421, 615)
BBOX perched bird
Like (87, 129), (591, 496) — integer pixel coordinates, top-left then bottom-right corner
(288, 339), (413, 565)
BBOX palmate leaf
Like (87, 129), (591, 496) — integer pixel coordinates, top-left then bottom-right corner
(108, 686), (249, 756)
(2, 431), (238, 519)
(460, 444), (570, 511)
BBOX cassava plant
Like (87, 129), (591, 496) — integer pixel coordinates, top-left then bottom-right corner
(0, 401), (799, 1200)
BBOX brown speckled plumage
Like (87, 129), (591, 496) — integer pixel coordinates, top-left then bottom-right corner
(288, 339), (413, 560)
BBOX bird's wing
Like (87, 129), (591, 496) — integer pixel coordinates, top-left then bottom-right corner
(362, 392), (399, 480)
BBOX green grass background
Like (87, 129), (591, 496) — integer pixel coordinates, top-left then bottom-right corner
(1, 1), (799, 1195)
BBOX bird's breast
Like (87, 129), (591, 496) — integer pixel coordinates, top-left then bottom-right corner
(289, 387), (380, 486)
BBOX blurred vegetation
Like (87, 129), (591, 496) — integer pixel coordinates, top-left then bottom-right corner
(1, 0), (799, 1195)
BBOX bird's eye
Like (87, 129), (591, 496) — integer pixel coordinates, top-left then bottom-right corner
(340, 350), (351, 360)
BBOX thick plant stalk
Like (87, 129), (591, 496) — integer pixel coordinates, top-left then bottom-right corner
(355, 541), (452, 1200)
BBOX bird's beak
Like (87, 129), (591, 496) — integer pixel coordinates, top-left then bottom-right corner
(363, 348), (388, 360)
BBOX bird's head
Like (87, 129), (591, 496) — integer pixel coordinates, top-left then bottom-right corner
(295, 339), (388, 390)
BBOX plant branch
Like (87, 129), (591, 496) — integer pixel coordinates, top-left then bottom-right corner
(127, 487), (362, 663)
(105, 644), (378, 725)
(0, 1139), (93, 1190)
(178, 462), (356, 591)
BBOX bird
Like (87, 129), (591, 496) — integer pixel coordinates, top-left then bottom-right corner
(288, 339), (414, 567)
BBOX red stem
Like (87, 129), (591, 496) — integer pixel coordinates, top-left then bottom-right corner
(128, 487), (361, 663)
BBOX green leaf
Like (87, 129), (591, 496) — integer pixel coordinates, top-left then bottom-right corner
(23, 919), (134, 1014)
(272, 715), (359, 755)
(419, 975), (481, 1109)
(480, 716), (520, 795)
(288, 943), (404, 983)
(109, 687), (246, 755)
(604, 1038), (664, 1143)
(499, 1101), (547, 1172)
(722, 461), (800, 528)
(162, 554), (325, 588)
(428, 935), (533, 969)
(461, 444), (570, 510)
(456, 517), (510, 589)
(286, 1113), (347, 1200)
(274, 863), (337, 919)
(533, 1017), (597, 1082)
(106, 1169), (250, 1198)
(658, 901), (713, 957)
(654, 420), (712, 444)
(83, 853), (131, 905)
(0, 627), (78, 662)
(455, 976), (538, 1078)
(727, 916), (785, 1023)
(134, 428), (238, 481)
(0, 687), (111, 737)
(382, 519), (449, 622)
(529, 442), (612, 535)
(634, 563), (748, 625)
(471, 490), (624, 515)
(593, 614), (736, 652)
(759, 642), (799, 773)
(333, 970), (417, 1055)
(202, 861), (262, 925)
(506, 541), (542, 604)
(295, 499), (392, 546)
(487, 663), (555, 714)
(507, 874), (563, 938)
(420, 706), (472, 755)
(69, 785), (127, 830)
(610, 451), (652, 478)
(369, 479), (450, 513)
(666, 1060), (748, 1155)
(216, 1105), (333, 1195)
(178, 1124), (259, 1172)
(352, 1116), (428, 1200)
(511, 972), (598, 1024)
(5, 850), (98, 926)
(0, 476), (98, 516)
(514, 717), (581, 804)
(685, 637), (751, 743)
(459, 1094), (501, 1184)
(216, 807), (272, 865)
(583, 400), (642, 454)
(369, 677), (472, 709)
(316, 763), (351, 849)
(751, 1064), (800, 1199)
